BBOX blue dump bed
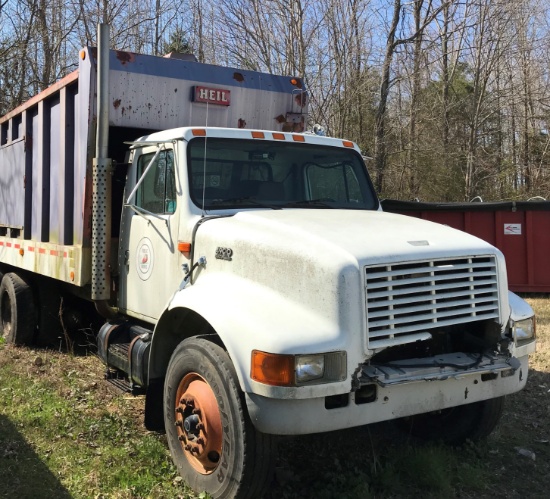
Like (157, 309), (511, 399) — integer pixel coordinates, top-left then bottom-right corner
(0, 48), (306, 286)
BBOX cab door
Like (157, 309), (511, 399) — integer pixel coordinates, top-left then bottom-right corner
(118, 144), (182, 322)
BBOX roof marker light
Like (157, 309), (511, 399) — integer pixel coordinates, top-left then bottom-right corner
(272, 133), (285, 140)
(251, 131), (265, 139)
(192, 129), (207, 136)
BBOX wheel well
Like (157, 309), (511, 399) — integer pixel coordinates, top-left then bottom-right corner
(145, 307), (225, 432)
(149, 307), (224, 381)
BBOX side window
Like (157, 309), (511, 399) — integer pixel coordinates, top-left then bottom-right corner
(136, 149), (176, 213)
(306, 163), (362, 202)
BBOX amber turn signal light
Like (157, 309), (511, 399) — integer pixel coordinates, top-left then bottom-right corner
(251, 350), (294, 386)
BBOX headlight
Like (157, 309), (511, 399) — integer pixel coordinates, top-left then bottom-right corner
(511, 317), (536, 344)
(251, 350), (347, 386)
(295, 355), (325, 383)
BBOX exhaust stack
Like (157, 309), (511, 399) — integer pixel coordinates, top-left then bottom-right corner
(92, 23), (116, 318)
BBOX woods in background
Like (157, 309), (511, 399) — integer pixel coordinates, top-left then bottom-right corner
(1, 0), (549, 201)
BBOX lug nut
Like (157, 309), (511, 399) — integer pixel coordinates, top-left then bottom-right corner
(197, 437), (205, 445)
(178, 435), (186, 441)
(192, 408), (201, 415)
(196, 423), (204, 431)
(175, 420), (183, 427)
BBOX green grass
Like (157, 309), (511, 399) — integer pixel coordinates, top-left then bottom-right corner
(0, 347), (195, 498)
(0, 342), (494, 499)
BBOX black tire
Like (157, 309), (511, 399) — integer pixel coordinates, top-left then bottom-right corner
(399, 396), (505, 445)
(164, 337), (275, 498)
(0, 272), (36, 345)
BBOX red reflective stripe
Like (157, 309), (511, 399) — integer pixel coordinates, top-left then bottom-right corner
(6, 243), (11, 247)
(39, 248), (46, 254)
(28, 247), (35, 252)
(14, 244), (20, 249)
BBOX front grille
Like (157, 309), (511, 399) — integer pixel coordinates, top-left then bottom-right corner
(365, 256), (500, 350)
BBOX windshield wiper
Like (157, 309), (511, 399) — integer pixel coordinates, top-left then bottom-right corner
(209, 197), (282, 210)
(282, 199), (335, 208)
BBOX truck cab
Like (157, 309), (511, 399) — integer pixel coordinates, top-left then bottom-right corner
(110, 125), (536, 499)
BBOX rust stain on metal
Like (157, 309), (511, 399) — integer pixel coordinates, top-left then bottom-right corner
(24, 134), (32, 152)
(275, 114), (286, 124)
(233, 72), (245, 82)
(115, 50), (136, 65)
(295, 92), (307, 108)
(238, 118), (246, 128)
(113, 99), (122, 109)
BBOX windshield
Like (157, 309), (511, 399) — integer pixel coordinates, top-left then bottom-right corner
(188, 137), (378, 210)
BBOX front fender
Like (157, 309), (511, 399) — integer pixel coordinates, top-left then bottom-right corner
(507, 291), (536, 358)
(508, 291), (534, 321)
(150, 272), (353, 398)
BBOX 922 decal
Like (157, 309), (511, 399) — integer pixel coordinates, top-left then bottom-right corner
(215, 247), (233, 261)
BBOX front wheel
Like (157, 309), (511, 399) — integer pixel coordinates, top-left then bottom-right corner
(164, 337), (275, 498)
(398, 396), (505, 445)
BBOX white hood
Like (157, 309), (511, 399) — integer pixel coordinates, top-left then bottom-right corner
(201, 209), (499, 267)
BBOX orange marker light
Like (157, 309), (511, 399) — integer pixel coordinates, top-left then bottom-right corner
(178, 241), (192, 256)
(342, 140), (354, 148)
(178, 241), (191, 253)
(70, 271), (75, 281)
(292, 134), (305, 142)
(80, 50), (86, 60)
(191, 129), (207, 136)
(19, 248), (24, 256)
(251, 350), (295, 386)
(272, 133), (285, 140)
(251, 131), (265, 139)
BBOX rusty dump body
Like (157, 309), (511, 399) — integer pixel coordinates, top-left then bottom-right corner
(0, 47), (306, 290)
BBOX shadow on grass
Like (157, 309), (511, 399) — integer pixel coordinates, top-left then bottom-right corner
(0, 415), (72, 498)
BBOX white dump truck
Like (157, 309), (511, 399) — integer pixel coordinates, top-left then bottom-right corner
(0, 26), (536, 498)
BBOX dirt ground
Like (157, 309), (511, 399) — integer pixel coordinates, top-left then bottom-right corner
(1, 297), (549, 498)
(482, 297), (550, 498)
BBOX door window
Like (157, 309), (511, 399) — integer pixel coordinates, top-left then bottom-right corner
(136, 149), (176, 213)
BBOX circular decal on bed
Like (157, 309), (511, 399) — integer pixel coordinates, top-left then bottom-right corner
(136, 237), (154, 281)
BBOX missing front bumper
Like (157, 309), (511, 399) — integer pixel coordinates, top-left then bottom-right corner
(360, 352), (521, 387)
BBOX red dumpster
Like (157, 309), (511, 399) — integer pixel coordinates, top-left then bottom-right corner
(381, 199), (550, 293)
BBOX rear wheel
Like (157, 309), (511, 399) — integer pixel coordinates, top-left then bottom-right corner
(164, 337), (275, 498)
(399, 396), (505, 445)
(0, 272), (36, 345)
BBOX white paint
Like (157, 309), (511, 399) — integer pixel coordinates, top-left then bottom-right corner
(136, 237), (154, 281)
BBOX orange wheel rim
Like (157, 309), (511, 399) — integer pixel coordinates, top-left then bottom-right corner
(174, 372), (223, 474)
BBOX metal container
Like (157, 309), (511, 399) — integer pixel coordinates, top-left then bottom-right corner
(382, 199), (550, 293)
